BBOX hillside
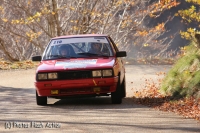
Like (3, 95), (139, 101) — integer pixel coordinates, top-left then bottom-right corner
(161, 34), (200, 99)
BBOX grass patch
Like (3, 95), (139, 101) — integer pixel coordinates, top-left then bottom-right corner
(161, 42), (200, 99)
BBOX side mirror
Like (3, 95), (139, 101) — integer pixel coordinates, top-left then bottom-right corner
(32, 56), (42, 61)
(116, 51), (127, 57)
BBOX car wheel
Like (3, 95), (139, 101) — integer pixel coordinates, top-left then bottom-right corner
(36, 91), (47, 105)
(121, 76), (126, 98)
(111, 77), (122, 104)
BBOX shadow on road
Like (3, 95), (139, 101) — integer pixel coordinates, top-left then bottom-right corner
(48, 96), (148, 109)
(0, 85), (147, 110)
(0, 86), (200, 132)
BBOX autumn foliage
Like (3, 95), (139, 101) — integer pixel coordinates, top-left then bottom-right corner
(175, 0), (200, 40)
(0, 0), (179, 61)
(133, 72), (200, 122)
(132, 0), (200, 121)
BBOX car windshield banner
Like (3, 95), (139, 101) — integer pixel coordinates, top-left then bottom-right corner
(50, 37), (108, 46)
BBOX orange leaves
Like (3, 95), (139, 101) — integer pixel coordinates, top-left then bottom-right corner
(71, 26), (79, 31)
(2, 18), (8, 22)
(134, 91), (142, 98)
(26, 31), (42, 41)
(135, 77), (165, 99)
(51, 12), (56, 15)
(10, 11), (42, 25)
(160, 0), (180, 6)
(143, 44), (149, 47)
(27, 0), (31, 5)
(69, 6), (75, 10)
(157, 97), (200, 121)
(138, 30), (148, 36)
(114, 0), (123, 7)
(155, 23), (165, 31)
(0, 6), (4, 13)
(0, 61), (11, 69)
(135, 23), (165, 39)
(149, 0), (180, 18)
(70, 20), (78, 23)
(176, 2), (200, 39)
(156, 71), (166, 76)
(135, 29), (150, 37)
(120, 19), (132, 28)
(180, 28), (197, 40)
(133, 76), (168, 106)
(132, 72), (200, 122)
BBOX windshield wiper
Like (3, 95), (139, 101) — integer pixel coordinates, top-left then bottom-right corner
(78, 53), (109, 57)
(47, 55), (77, 59)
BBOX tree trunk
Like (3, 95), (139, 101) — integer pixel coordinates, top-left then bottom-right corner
(195, 34), (200, 48)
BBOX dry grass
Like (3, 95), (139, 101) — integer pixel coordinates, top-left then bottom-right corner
(0, 59), (39, 70)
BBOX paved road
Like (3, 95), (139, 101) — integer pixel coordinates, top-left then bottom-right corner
(0, 65), (199, 133)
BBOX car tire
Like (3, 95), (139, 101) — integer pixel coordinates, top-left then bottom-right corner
(111, 77), (122, 104)
(36, 91), (47, 105)
(121, 76), (126, 98)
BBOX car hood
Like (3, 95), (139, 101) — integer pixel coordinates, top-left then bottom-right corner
(36, 57), (116, 72)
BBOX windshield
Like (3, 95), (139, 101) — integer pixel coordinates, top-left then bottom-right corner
(42, 37), (114, 60)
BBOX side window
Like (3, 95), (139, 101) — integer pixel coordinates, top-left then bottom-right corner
(42, 40), (53, 60)
(107, 37), (119, 54)
(45, 46), (54, 59)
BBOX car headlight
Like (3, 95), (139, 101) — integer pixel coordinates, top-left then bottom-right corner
(37, 72), (58, 80)
(92, 69), (113, 77)
(102, 69), (113, 77)
(37, 73), (47, 80)
(92, 70), (102, 77)
(48, 73), (58, 79)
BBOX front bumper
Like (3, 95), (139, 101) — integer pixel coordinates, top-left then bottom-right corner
(35, 76), (118, 96)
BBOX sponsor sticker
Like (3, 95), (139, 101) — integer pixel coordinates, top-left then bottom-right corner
(55, 59), (97, 69)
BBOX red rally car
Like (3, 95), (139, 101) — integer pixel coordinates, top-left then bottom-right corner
(32, 34), (127, 105)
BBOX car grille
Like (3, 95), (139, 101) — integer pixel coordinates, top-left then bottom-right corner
(57, 71), (92, 80)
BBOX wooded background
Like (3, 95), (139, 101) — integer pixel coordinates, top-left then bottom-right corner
(0, 0), (198, 62)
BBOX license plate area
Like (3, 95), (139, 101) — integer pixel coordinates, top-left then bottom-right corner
(93, 87), (101, 93)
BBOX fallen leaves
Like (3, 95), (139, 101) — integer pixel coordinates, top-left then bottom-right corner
(157, 97), (200, 121)
(0, 59), (39, 70)
(133, 75), (200, 122)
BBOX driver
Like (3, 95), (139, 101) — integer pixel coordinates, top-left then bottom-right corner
(59, 45), (70, 56)
(89, 43), (102, 54)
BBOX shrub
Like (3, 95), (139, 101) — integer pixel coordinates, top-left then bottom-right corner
(160, 42), (200, 99)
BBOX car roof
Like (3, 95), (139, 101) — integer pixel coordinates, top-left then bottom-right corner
(52, 34), (109, 39)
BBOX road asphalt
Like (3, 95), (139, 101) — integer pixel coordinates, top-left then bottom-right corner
(0, 65), (199, 133)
